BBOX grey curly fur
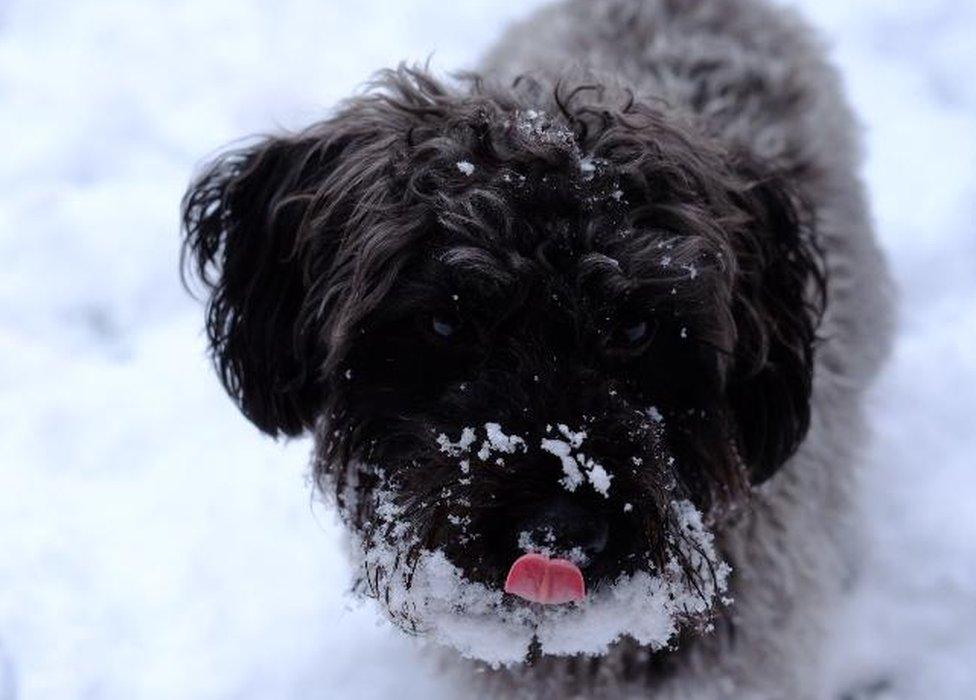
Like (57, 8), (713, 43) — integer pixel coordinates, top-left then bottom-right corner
(470, 0), (893, 696)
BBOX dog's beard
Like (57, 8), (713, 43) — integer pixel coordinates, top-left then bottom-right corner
(327, 418), (732, 667)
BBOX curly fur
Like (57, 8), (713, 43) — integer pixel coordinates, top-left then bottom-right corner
(181, 0), (892, 697)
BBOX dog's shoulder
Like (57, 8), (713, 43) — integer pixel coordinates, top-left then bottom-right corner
(483, 0), (853, 169)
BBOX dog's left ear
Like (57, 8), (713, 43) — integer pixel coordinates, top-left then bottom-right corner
(725, 160), (826, 485)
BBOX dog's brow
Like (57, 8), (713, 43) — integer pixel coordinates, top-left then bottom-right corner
(437, 245), (517, 288)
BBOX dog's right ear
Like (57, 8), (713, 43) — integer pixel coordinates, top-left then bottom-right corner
(181, 133), (333, 437)
(181, 67), (472, 437)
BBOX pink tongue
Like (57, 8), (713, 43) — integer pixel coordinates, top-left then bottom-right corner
(504, 553), (586, 604)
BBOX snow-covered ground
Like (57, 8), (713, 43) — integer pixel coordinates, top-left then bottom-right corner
(0, 0), (973, 697)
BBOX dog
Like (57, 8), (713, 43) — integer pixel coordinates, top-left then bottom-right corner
(181, 0), (892, 696)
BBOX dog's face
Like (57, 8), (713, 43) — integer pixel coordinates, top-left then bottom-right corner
(182, 68), (823, 660)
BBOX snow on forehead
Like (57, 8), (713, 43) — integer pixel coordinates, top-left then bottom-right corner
(512, 109), (613, 181)
(513, 108), (576, 147)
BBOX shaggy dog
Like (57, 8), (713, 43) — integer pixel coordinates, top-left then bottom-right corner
(181, 0), (892, 696)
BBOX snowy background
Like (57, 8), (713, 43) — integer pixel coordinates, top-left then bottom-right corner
(0, 0), (974, 697)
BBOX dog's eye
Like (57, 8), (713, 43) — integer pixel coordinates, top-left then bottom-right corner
(431, 316), (456, 338)
(607, 318), (656, 354)
(624, 321), (649, 344)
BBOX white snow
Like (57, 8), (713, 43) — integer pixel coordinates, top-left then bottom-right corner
(354, 491), (727, 666)
(1, 0), (975, 697)
(540, 435), (586, 491)
(436, 426), (478, 456)
(516, 527), (592, 567)
(539, 424), (613, 496)
(439, 423), (526, 466)
(518, 527), (556, 553)
(587, 463), (613, 497)
(535, 500), (730, 658)
(483, 422), (527, 454)
(514, 108), (575, 148)
(455, 160), (475, 176)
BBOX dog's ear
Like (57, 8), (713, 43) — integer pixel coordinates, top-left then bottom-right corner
(181, 133), (334, 437)
(179, 68), (470, 438)
(725, 160), (826, 484)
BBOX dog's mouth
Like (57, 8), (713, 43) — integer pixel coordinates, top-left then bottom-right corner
(338, 417), (732, 664)
(348, 472), (731, 665)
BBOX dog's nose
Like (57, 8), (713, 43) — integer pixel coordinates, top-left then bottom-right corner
(516, 495), (609, 560)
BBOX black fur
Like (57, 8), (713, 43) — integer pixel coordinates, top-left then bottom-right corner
(182, 65), (825, 631)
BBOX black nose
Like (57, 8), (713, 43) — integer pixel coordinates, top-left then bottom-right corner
(516, 495), (609, 560)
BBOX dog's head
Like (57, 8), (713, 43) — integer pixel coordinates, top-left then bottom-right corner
(182, 67), (824, 662)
